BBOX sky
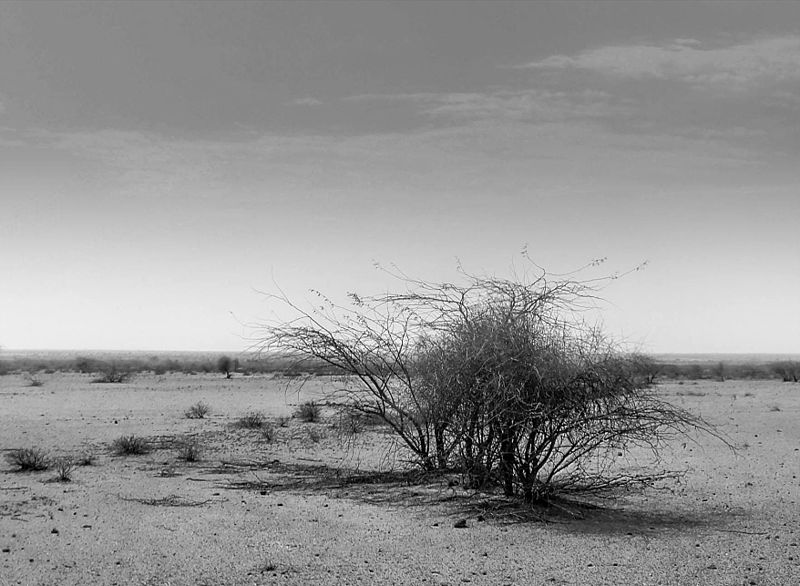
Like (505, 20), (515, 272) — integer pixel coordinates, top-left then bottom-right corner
(1, 1), (799, 354)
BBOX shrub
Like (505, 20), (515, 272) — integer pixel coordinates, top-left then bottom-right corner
(54, 458), (75, 482)
(295, 401), (321, 423)
(185, 401), (211, 419)
(236, 411), (266, 429)
(7, 447), (50, 471)
(217, 355), (233, 379)
(178, 440), (202, 462)
(112, 435), (150, 455)
(261, 423), (276, 443)
(92, 364), (132, 384)
(256, 259), (722, 502)
(277, 415), (290, 428)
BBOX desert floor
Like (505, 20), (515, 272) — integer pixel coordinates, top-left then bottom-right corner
(1, 373), (798, 586)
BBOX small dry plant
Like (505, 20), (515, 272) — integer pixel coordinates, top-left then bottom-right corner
(54, 458), (75, 482)
(261, 423), (277, 443)
(236, 411), (266, 429)
(185, 401), (211, 419)
(178, 440), (203, 462)
(112, 435), (150, 456)
(7, 447), (50, 471)
(277, 415), (290, 428)
(295, 401), (322, 423)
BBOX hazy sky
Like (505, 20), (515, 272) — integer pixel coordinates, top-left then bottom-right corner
(1, 1), (799, 353)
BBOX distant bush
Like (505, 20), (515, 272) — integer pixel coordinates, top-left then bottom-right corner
(295, 401), (321, 423)
(185, 401), (211, 419)
(769, 361), (800, 382)
(92, 363), (132, 384)
(7, 447), (50, 471)
(112, 435), (150, 455)
(27, 374), (44, 387)
(217, 355), (233, 379)
(236, 411), (266, 429)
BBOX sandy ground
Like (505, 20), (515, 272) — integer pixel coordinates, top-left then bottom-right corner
(1, 373), (798, 585)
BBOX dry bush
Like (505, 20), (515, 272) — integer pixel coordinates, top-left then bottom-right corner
(261, 423), (277, 443)
(92, 364), (132, 384)
(178, 440), (203, 462)
(295, 401), (322, 423)
(54, 458), (75, 482)
(112, 435), (150, 455)
(76, 451), (96, 466)
(236, 411), (266, 429)
(255, 258), (723, 502)
(7, 447), (50, 471)
(185, 401), (211, 419)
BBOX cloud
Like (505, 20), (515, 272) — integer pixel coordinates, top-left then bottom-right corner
(292, 97), (323, 106)
(520, 36), (800, 88)
(348, 89), (624, 124)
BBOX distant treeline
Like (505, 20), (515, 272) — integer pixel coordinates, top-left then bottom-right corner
(0, 352), (798, 382)
(0, 353), (341, 377)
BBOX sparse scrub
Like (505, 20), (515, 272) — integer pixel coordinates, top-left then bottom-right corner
(185, 401), (211, 419)
(26, 374), (44, 387)
(178, 440), (203, 462)
(277, 415), (290, 428)
(7, 447), (50, 471)
(236, 411), (266, 429)
(295, 401), (321, 423)
(54, 458), (75, 482)
(112, 435), (150, 455)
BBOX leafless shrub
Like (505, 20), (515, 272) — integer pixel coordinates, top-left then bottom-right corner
(295, 401), (321, 423)
(112, 435), (150, 455)
(254, 258), (724, 503)
(76, 451), (96, 466)
(185, 401), (211, 419)
(7, 447), (50, 471)
(54, 458), (75, 482)
(277, 415), (290, 428)
(236, 411), (266, 429)
(178, 440), (203, 462)
(92, 364), (132, 384)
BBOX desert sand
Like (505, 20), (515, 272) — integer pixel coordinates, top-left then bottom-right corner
(1, 373), (798, 585)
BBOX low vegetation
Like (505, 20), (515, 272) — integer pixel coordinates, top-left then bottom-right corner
(112, 435), (150, 455)
(185, 401), (211, 419)
(236, 411), (266, 429)
(6, 447), (50, 471)
(177, 440), (203, 462)
(53, 458), (75, 482)
(295, 401), (322, 423)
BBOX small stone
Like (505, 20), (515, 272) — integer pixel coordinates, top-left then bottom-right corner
(454, 519), (468, 529)
(51, 529), (59, 535)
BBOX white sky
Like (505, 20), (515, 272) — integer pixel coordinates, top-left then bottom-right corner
(1, 1), (798, 353)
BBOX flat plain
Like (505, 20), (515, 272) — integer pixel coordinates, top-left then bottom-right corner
(1, 373), (798, 585)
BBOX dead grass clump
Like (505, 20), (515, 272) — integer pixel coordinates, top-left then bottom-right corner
(178, 440), (203, 462)
(112, 435), (150, 456)
(237, 411), (266, 429)
(7, 447), (50, 471)
(185, 401), (211, 419)
(295, 401), (322, 423)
